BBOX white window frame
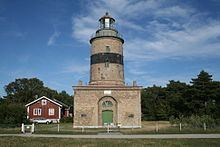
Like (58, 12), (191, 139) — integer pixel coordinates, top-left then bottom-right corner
(105, 18), (110, 28)
(38, 109), (41, 115)
(48, 108), (54, 116)
(33, 108), (41, 116)
(41, 99), (47, 105)
(33, 109), (37, 115)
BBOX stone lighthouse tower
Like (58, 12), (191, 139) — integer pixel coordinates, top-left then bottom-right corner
(73, 13), (141, 128)
(89, 12), (124, 86)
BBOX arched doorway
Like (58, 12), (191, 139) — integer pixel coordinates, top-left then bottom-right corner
(98, 96), (117, 126)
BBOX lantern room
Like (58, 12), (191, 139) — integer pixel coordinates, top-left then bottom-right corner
(99, 12), (115, 29)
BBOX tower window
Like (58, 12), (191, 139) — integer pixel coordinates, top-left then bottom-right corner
(128, 114), (134, 118)
(106, 46), (110, 52)
(105, 59), (109, 67)
(81, 114), (87, 117)
(105, 18), (110, 28)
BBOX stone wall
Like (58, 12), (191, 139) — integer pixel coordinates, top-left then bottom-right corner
(89, 36), (125, 86)
(73, 86), (141, 128)
(91, 37), (123, 55)
(90, 63), (124, 85)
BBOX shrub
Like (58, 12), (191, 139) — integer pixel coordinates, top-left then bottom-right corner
(0, 103), (27, 125)
(60, 117), (73, 123)
(169, 115), (216, 128)
(169, 116), (179, 125)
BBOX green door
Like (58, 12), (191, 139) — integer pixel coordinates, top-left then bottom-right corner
(102, 110), (113, 125)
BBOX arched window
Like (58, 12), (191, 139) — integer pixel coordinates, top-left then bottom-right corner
(102, 101), (113, 107)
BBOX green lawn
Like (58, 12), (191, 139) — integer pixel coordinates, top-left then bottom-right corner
(0, 137), (220, 147)
(34, 121), (220, 134)
(1, 121), (220, 134)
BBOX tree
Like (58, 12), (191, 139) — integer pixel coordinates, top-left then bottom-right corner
(141, 70), (220, 120)
(166, 80), (189, 118)
(3, 78), (73, 104)
(207, 81), (220, 118)
(0, 103), (27, 125)
(191, 70), (212, 88)
(190, 70), (215, 116)
(1, 78), (73, 125)
(53, 90), (73, 106)
(142, 85), (168, 120)
(4, 78), (46, 103)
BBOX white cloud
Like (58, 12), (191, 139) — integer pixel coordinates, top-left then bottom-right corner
(62, 63), (89, 75)
(124, 20), (220, 61)
(72, 0), (220, 61)
(71, 0), (162, 43)
(71, 0), (220, 83)
(47, 29), (60, 46)
(155, 5), (195, 18)
(62, 63), (90, 83)
(0, 31), (27, 39)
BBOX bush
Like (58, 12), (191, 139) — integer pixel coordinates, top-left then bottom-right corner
(169, 116), (180, 125)
(0, 103), (27, 125)
(169, 115), (216, 128)
(60, 117), (73, 123)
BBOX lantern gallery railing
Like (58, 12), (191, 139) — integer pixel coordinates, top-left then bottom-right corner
(90, 30), (123, 39)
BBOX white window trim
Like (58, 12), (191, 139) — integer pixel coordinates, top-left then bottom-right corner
(33, 108), (41, 116)
(48, 108), (55, 116)
(38, 108), (41, 115)
(33, 108), (37, 115)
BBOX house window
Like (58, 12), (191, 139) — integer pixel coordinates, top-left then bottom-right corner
(33, 108), (41, 116)
(48, 108), (54, 116)
(42, 99), (47, 105)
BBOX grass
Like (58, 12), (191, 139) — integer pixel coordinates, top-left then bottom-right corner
(0, 137), (220, 147)
(1, 121), (220, 134)
(0, 127), (20, 134)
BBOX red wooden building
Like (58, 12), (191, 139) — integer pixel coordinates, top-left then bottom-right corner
(25, 96), (70, 123)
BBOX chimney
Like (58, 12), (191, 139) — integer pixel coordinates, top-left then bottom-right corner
(132, 81), (137, 86)
(78, 80), (83, 86)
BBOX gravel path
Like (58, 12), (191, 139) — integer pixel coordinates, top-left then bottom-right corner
(1, 134), (220, 139)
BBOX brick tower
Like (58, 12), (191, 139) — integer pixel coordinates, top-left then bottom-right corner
(73, 13), (141, 128)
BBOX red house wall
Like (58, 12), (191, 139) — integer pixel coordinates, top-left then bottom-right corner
(28, 98), (60, 120)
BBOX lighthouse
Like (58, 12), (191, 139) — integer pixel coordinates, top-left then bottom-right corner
(89, 12), (124, 86)
(73, 13), (141, 128)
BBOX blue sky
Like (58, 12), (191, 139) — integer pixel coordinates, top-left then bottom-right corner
(0, 0), (220, 96)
